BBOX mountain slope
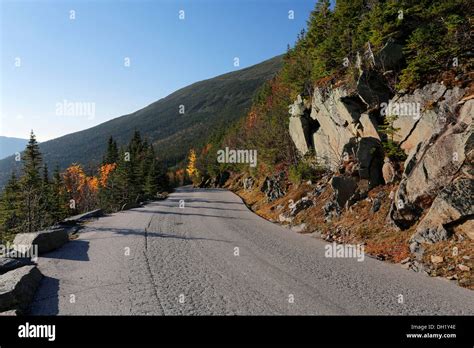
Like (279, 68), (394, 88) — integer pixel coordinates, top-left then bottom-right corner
(0, 55), (283, 187)
(0, 136), (28, 160)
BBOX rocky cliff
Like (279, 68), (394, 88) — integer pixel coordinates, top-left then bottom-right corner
(286, 59), (472, 282)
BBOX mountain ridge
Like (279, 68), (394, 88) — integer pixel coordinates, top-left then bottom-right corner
(0, 54), (283, 187)
(0, 136), (28, 160)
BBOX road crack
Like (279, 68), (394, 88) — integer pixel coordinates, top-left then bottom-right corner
(143, 215), (166, 315)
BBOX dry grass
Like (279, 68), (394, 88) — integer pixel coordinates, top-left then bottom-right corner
(423, 239), (473, 289)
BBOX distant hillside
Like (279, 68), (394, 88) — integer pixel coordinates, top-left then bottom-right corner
(0, 136), (28, 160)
(0, 55), (283, 187)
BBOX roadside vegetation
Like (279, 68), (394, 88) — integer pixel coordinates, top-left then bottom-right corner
(0, 131), (169, 243)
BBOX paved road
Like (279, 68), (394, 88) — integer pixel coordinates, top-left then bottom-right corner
(30, 186), (473, 315)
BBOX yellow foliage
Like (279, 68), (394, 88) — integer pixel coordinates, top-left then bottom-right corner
(186, 149), (199, 178)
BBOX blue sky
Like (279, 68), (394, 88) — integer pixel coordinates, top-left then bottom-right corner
(0, 0), (316, 141)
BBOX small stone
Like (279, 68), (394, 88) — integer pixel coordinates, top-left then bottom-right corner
(458, 264), (470, 272)
(409, 241), (425, 260)
(462, 255), (470, 260)
(401, 262), (411, 269)
(278, 213), (293, 223)
(371, 198), (382, 213)
(430, 255), (444, 264)
(291, 223), (307, 233)
(410, 260), (424, 272)
(400, 257), (411, 264)
(446, 274), (458, 280)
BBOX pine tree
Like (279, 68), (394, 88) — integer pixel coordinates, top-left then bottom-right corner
(104, 136), (119, 164)
(379, 114), (406, 161)
(20, 131), (44, 232)
(39, 163), (54, 229)
(0, 172), (23, 241)
(112, 147), (132, 209)
(50, 166), (68, 223)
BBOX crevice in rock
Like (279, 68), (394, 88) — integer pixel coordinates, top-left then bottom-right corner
(444, 214), (474, 231)
(398, 87), (449, 148)
(422, 163), (429, 181)
(340, 95), (367, 122)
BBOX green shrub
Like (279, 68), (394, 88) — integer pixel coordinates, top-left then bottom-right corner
(288, 160), (325, 185)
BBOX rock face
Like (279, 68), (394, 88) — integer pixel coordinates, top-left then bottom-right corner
(288, 95), (317, 155)
(284, 40), (472, 265)
(356, 70), (392, 107)
(289, 69), (389, 173)
(358, 113), (380, 140)
(331, 176), (357, 208)
(13, 227), (69, 255)
(382, 157), (396, 184)
(413, 178), (473, 243)
(289, 197), (313, 216)
(216, 171), (230, 187)
(243, 176), (255, 191)
(261, 172), (286, 202)
(391, 83), (464, 155)
(391, 99), (473, 228)
(310, 87), (363, 168)
(355, 137), (385, 188)
(0, 265), (43, 313)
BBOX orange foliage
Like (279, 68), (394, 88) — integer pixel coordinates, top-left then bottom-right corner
(87, 176), (99, 193)
(99, 163), (117, 187)
(201, 144), (212, 155)
(246, 109), (258, 129)
(63, 163), (100, 208)
(63, 164), (87, 194)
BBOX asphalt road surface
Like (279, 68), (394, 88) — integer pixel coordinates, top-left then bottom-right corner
(30, 186), (474, 315)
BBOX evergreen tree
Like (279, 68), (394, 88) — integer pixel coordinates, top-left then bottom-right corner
(104, 136), (119, 164)
(39, 163), (54, 229)
(20, 131), (44, 232)
(0, 172), (23, 240)
(50, 167), (68, 223)
(379, 114), (406, 161)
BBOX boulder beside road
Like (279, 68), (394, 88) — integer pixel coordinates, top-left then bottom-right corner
(13, 227), (69, 255)
(0, 257), (33, 275)
(0, 265), (43, 313)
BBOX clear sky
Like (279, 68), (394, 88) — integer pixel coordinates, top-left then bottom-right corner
(0, 0), (316, 142)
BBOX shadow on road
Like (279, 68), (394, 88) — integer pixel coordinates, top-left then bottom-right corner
(166, 197), (242, 205)
(41, 240), (90, 262)
(84, 227), (233, 244)
(29, 276), (60, 315)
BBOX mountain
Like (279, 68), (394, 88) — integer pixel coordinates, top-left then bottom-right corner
(0, 136), (28, 160)
(0, 55), (283, 187)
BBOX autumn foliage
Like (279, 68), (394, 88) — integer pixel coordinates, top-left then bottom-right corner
(99, 163), (117, 187)
(186, 149), (199, 182)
